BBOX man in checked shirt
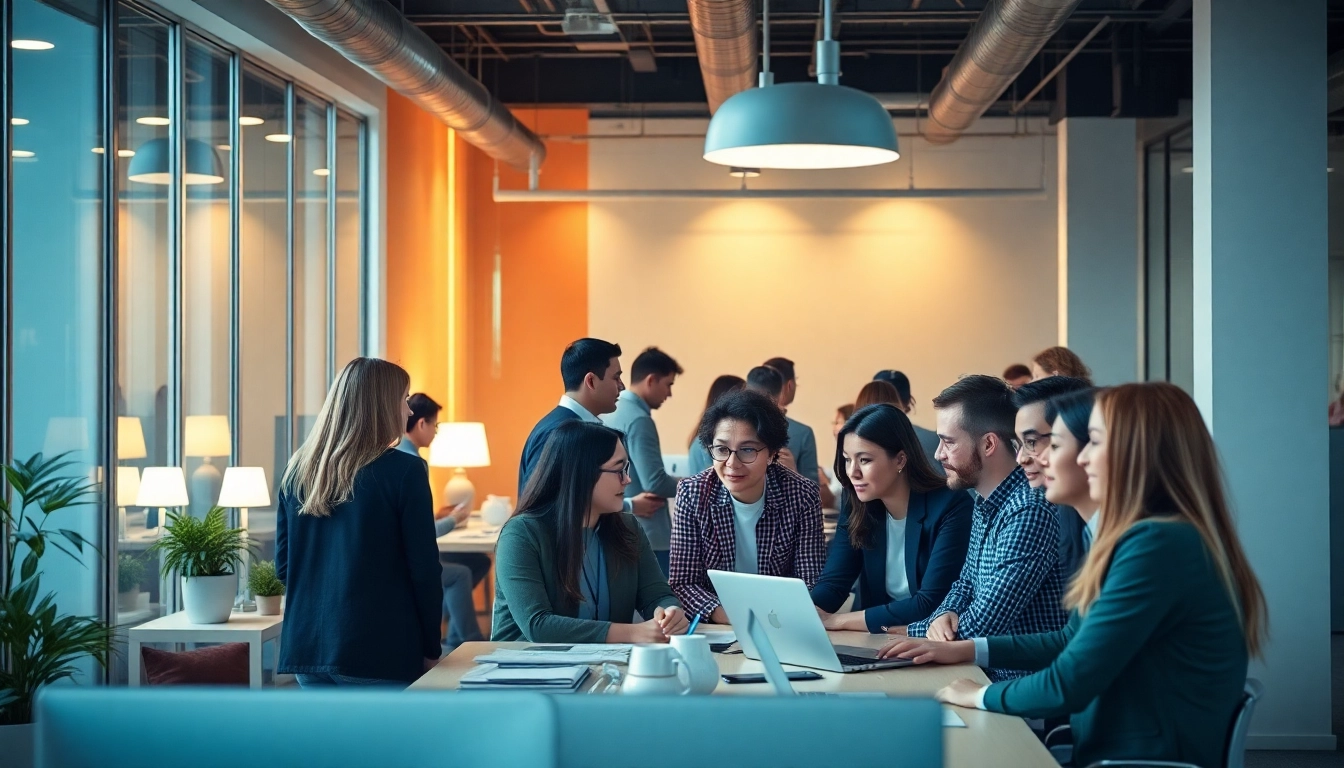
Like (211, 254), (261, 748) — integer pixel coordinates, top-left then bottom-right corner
(891, 374), (1068, 681)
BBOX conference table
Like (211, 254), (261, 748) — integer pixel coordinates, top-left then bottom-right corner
(413, 628), (1054, 768)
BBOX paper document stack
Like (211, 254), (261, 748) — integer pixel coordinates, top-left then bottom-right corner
(474, 644), (632, 666)
(459, 663), (591, 693)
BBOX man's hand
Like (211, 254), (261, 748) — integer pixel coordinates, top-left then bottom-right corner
(877, 638), (975, 664)
(630, 492), (663, 519)
(927, 612), (959, 641)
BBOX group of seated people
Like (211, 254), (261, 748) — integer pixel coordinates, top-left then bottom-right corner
(272, 342), (1266, 768)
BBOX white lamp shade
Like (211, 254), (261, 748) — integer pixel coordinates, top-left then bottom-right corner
(135, 467), (189, 507)
(185, 415), (231, 458)
(117, 416), (148, 460)
(116, 466), (141, 508)
(43, 417), (90, 456)
(428, 422), (491, 468)
(217, 466), (271, 508)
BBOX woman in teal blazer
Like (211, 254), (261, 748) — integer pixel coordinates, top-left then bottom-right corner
(879, 383), (1267, 768)
(492, 421), (689, 644)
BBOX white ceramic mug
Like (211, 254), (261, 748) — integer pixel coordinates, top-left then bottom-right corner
(621, 645), (692, 696)
(669, 634), (719, 695)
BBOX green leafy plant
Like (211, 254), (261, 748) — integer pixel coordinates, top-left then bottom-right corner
(247, 560), (285, 598)
(117, 554), (146, 594)
(146, 507), (251, 578)
(1, 452), (115, 725)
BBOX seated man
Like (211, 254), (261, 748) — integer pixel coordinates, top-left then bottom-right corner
(901, 375), (1067, 681)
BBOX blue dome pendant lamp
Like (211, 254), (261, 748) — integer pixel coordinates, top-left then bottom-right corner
(703, 0), (899, 171)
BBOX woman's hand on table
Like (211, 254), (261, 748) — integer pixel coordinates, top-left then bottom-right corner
(815, 607), (866, 632)
(936, 678), (987, 709)
(877, 637), (975, 664)
(655, 606), (689, 636)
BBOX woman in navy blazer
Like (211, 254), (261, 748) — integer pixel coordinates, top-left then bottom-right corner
(811, 404), (972, 633)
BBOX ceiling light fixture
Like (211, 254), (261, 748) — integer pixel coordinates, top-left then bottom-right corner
(216, 144), (231, 152)
(264, 133), (291, 143)
(728, 167), (761, 178)
(312, 168), (330, 177)
(239, 116), (264, 126)
(11, 40), (54, 50)
(117, 149), (136, 158)
(136, 116), (170, 126)
(11, 118), (29, 126)
(12, 150), (36, 158)
(703, 0), (898, 170)
(92, 147), (105, 154)
(127, 138), (224, 185)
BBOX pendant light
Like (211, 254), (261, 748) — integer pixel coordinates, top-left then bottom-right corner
(127, 138), (225, 185)
(703, 0), (898, 170)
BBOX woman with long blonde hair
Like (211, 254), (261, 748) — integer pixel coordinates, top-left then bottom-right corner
(276, 358), (444, 687)
(876, 382), (1266, 768)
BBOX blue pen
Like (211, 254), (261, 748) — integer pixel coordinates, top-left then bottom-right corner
(685, 613), (702, 637)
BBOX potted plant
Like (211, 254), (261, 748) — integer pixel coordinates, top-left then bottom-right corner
(248, 560), (285, 616)
(116, 553), (146, 613)
(146, 507), (250, 624)
(1, 453), (115, 767)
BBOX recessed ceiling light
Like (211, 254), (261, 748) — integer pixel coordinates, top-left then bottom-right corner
(12, 40), (54, 51)
(1181, 166), (1194, 174)
(264, 133), (291, 143)
(312, 168), (330, 177)
(216, 144), (231, 151)
(12, 150), (36, 158)
(117, 149), (136, 158)
(92, 147), (106, 154)
(1329, 167), (1336, 174)
(239, 116), (264, 126)
(11, 118), (30, 126)
(136, 116), (170, 126)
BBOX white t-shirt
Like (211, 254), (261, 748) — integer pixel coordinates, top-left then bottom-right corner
(731, 494), (767, 574)
(884, 515), (912, 601)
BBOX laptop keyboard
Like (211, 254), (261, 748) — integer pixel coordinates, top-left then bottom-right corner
(836, 652), (879, 667)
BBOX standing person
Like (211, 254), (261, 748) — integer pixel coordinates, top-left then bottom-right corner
(276, 358), (443, 687)
(492, 421), (689, 643)
(1002, 364), (1033, 390)
(763, 357), (820, 484)
(811, 404), (973, 632)
(745, 365), (811, 479)
(671, 390), (826, 624)
(872, 370), (942, 476)
(517, 338), (662, 519)
(1043, 388), (1099, 563)
(1010, 377), (1092, 579)
(879, 383), (1266, 768)
(397, 392), (486, 651)
(900, 375), (1066, 682)
(602, 347), (684, 575)
(1030, 346), (1092, 384)
(686, 375), (746, 475)
(819, 403), (856, 508)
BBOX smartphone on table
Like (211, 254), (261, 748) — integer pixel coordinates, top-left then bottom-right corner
(721, 671), (823, 684)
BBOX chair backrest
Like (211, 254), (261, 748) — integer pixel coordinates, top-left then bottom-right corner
(36, 688), (556, 768)
(1224, 678), (1264, 768)
(552, 695), (943, 768)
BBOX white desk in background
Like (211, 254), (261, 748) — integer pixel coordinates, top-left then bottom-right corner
(128, 611), (284, 689)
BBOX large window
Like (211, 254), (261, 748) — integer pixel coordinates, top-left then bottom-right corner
(2, 0), (370, 685)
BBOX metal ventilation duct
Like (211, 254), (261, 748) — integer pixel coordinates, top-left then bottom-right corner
(686, 0), (759, 114)
(924, 0), (1083, 144)
(264, 0), (545, 170)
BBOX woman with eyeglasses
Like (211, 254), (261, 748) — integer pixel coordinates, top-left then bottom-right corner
(810, 404), (973, 632)
(670, 389), (827, 625)
(492, 420), (689, 643)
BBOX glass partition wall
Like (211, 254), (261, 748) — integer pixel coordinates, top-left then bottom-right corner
(1, 0), (369, 685)
(1142, 124), (1194, 392)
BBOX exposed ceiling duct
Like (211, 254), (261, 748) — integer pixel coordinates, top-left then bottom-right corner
(264, 0), (545, 170)
(686, 0), (758, 114)
(924, 0), (1083, 144)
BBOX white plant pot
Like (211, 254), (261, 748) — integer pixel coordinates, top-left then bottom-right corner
(181, 573), (236, 624)
(0, 723), (34, 768)
(116, 588), (141, 613)
(255, 594), (283, 616)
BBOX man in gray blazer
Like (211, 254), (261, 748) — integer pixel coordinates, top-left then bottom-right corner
(602, 347), (684, 575)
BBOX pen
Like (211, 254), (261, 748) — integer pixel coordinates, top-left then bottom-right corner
(686, 612), (702, 637)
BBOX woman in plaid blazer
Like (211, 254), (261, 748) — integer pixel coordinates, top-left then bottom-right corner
(670, 389), (827, 625)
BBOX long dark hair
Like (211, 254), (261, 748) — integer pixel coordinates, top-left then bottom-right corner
(512, 421), (639, 606)
(834, 404), (945, 549)
(688, 374), (746, 446)
(1044, 387), (1095, 445)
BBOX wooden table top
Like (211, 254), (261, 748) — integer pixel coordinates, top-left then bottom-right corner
(413, 628), (1053, 768)
(437, 514), (501, 553)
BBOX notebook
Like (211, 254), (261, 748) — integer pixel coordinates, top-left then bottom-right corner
(458, 663), (592, 692)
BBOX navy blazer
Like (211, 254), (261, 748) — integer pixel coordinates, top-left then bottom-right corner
(517, 406), (581, 498)
(810, 486), (973, 633)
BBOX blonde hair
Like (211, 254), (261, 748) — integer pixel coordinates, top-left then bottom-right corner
(280, 357), (410, 518)
(1065, 382), (1267, 657)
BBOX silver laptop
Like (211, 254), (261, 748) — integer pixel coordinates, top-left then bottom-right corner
(709, 570), (913, 674)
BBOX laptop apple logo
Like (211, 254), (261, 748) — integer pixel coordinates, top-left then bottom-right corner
(767, 610), (782, 629)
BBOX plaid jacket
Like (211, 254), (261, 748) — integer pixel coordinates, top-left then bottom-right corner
(669, 463), (827, 619)
(907, 467), (1067, 681)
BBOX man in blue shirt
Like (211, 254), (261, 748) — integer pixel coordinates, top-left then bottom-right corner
(762, 357), (820, 485)
(602, 347), (684, 575)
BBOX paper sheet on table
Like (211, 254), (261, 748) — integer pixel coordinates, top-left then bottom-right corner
(701, 631), (735, 644)
(942, 708), (967, 728)
(474, 644), (632, 666)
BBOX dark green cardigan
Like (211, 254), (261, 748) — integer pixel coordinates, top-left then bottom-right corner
(982, 519), (1249, 768)
(491, 510), (682, 643)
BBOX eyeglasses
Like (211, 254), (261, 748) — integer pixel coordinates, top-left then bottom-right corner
(599, 461), (632, 479)
(709, 445), (763, 464)
(1018, 434), (1049, 455)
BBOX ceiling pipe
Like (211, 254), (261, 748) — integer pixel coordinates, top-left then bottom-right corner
(491, 175), (1045, 202)
(686, 0), (759, 113)
(924, 0), (1084, 144)
(264, 0), (545, 170)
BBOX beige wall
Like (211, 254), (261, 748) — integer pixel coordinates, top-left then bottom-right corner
(588, 117), (1059, 470)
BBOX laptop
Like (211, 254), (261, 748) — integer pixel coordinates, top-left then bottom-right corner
(709, 570), (914, 674)
(745, 609), (887, 698)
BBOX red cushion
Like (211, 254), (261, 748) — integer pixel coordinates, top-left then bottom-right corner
(140, 642), (249, 686)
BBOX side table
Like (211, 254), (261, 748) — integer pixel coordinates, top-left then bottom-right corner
(128, 611), (284, 689)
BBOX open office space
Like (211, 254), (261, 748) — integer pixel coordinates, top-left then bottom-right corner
(0, 0), (1339, 766)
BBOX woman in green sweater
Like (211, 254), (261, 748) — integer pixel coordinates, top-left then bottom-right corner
(492, 420), (690, 643)
(879, 382), (1267, 768)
